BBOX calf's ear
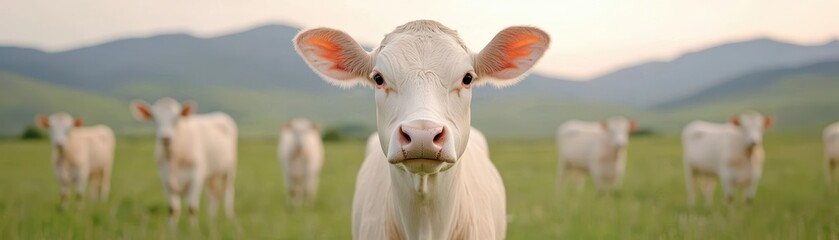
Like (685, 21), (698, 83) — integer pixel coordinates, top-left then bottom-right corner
(764, 116), (773, 129)
(181, 100), (196, 117)
(73, 117), (83, 127)
(475, 26), (550, 87)
(36, 115), (49, 129)
(629, 119), (638, 133)
(130, 100), (153, 122)
(599, 120), (608, 130)
(729, 115), (741, 126)
(294, 28), (373, 88)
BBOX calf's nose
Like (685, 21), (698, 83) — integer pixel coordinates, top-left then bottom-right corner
(397, 120), (447, 160)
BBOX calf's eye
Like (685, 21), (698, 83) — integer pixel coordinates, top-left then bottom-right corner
(462, 73), (473, 85)
(374, 73), (384, 86)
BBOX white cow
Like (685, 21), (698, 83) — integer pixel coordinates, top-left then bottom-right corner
(824, 122), (839, 186)
(37, 112), (115, 208)
(278, 118), (324, 209)
(131, 98), (238, 227)
(294, 20), (550, 240)
(682, 111), (772, 206)
(556, 117), (637, 192)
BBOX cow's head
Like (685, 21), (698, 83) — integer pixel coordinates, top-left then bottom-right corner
(600, 117), (637, 148)
(131, 98), (195, 147)
(36, 112), (82, 149)
(294, 20), (549, 175)
(730, 111), (772, 148)
(283, 118), (319, 146)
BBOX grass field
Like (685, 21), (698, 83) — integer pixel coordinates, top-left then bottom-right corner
(1, 134), (837, 239)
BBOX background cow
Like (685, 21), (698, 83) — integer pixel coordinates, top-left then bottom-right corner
(824, 122), (839, 187)
(278, 118), (324, 209)
(682, 111), (772, 206)
(131, 98), (238, 228)
(294, 20), (549, 239)
(556, 117), (637, 193)
(37, 112), (114, 208)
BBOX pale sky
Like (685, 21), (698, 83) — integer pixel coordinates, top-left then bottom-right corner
(1, 0), (837, 79)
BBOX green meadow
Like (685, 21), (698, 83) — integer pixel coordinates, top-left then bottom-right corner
(0, 134), (837, 239)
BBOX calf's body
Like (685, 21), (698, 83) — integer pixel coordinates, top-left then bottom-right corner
(682, 112), (771, 205)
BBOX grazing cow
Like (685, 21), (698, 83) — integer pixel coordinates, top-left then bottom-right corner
(37, 112), (115, 208)
(278, 118), (324, 209)
(824, 122), (839, 186)
(682, 111), (772, 206)
(131, 98), (238, 227)
(556, 117), (637, 192)
(294, 20), (550, 240)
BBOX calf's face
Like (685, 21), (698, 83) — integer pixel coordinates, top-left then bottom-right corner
(730, 112), (772, 147)
(294, 20), (549, 174)
(284, 118), (318, 146)
(131, 98), (194, 146)
(36, 112), (82, 148)
(600, 117), (637, 148)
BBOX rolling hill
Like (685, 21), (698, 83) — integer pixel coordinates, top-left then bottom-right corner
(572, 38), (839, 107)
(1, 23), (839, 137)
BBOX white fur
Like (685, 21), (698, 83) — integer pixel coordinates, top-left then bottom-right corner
(824, 122), (839, 186)
(38, 112), (114, 207)
(294, 20), (549, 240)
(353, 129), (505, 239)
(682, 111), (770, 206)
(556, 117), (633, 192)
(131, 98), (238, 228)
(278, 118), (324, 209)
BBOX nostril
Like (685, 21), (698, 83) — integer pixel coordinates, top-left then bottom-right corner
(433, 128), (446, 145)
(399, 127), (412, 145)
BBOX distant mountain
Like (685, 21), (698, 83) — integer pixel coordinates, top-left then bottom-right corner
(0, 24), (332, 92)
(656, 60), (839, 109)
(3, 23), (836, 108)
(574, 38), (839, 107)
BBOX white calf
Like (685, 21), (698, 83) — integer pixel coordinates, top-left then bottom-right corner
(682, 111), (772, 206)
(556, 117), (637, 192)
(278, 118), (324, 209)
(824, 122), (839, 186)
(37, 113), (114, 207)
(294, 20), (549, 239)
(131, 98), (238, 227)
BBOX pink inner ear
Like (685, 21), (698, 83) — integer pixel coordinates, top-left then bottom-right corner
(499, 34), (541, 70)
(38, 116), (50, 128)
(306, 38), (346, 72)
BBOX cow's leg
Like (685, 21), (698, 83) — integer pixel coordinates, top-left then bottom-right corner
(685, 166), (698, 206)
(100, 167), (112, 201)
(745, 182), (758, 205)
(720, 173), (735, 206)
(206, 175), (222, 220)
(574, 168), (586, 192)
(56, 165), (71, 209)
(290, 182), (303, 209)
(556, 161), (566, 193)
(74, 167), (89, 208)
(167, 191), (182, 230)
(699, 177), (716, 206)
(186, 176), (205, 228)
(589, 164), (604, 193)
(827, 158), (836, 187)
(88, 170), (101, 201)
(223, 171), (236, 220)
(305, 172), (319, 206)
